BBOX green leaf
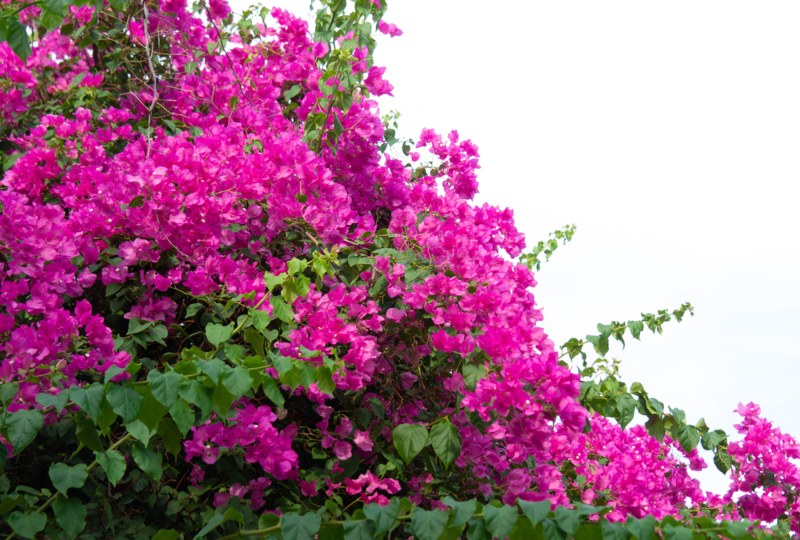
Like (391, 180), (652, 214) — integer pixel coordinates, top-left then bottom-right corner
(411, 508), (448, 540)
(586, 334), (609, 356)
(128, 318), (153, 335)
(554, 507), (579, 536)
(169, 400), (195, 436)
(645, 416), (666, 441)
(36, 392), (69, 412)
(222, 365), (253, 398)
(701, 429), (727, 451)
(5, 409), (43, 453)
(509, 517), (538, 540)
(4, 17), (31, 60)
(206, 323), (235, 347)
(364, 497), (401, 536)
(212, 384), (236, 415)
(677, 424), (700, 452)
(392, 423), (428, 464)
(0, 382), (18, 405)
(104, 365), (127, 383)
(281, 512), (322, 540)
(261, 377), (286, 407)
(624, 516), (656, 540)
(575, 504), (606, 518)
(575, 522), (603, 540)
(343, 518), (375, 540)
(106, 385), (144, 424)
(40, 0), (67, 30)
(615, 394), (637, 428)
(483, 504), (518, 539)
(627, 320), (644, 340)
(287, 258), (308, 275)
(318, 523), (345, 540)
(180, 380), (213, 418)
(69, 384), (105, 421)
(270, 295), (295, 323)
(429, 421), (461, 467)
(75, 415), (104, 452)
(8, 510), (46, 538)
(49, 463), (88, 495)
(126, 419), (155, 444)
(157, 416), (182, 456)
(53, 496), (87, 538)
(518, 499), (551, 526)
(466, 518), (491, 540)
(132, 442), (163, 481)
(714, 447), (732, 473)
(601, 521), (631, 540)
(185, 303), (204, 318)
(542, 519), (566, 540)
(443, 497), (477, 527)
(194, 511), (225, 539)
(137, 389), (167, 430)
(152, 530), (182, 540)
(95, 449), (126, 486)
(284, 84), (302, 100)
(724, 521), (750, 539)
(148, 370), (182, 408)
(314, 366), (335, 395)
(264, 271), (287, 292)
(251, 309), (271, 331)
(663, 524), (693, 540)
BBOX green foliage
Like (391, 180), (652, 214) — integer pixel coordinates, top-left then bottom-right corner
(520, 224), (577, 272)
(559, 302), (731, 471)
(429, 420), (461, 467)
(392, 423), (429, 464)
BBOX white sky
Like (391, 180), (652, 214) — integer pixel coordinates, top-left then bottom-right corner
(235, 0), (800, 494)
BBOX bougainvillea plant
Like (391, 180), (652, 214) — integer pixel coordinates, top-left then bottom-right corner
(1, 0), (799, 538)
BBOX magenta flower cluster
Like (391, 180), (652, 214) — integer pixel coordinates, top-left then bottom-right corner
(1, 0), (798, 532)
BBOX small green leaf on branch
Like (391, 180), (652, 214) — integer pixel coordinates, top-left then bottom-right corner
(392, 423), (428, 464)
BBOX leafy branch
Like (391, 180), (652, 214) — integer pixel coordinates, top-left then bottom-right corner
(201, 496), (779, 540)
(561, 303), (731, 472)
(519, 224), (576, 272)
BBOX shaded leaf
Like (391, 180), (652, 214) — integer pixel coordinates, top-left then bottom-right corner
(429, 420), (461, 467)
(364, 498), (400, 536)
(518, 499), (551, 526)
(343, 518), (374, 540)
(270, 295), (295, 323)
(483, 504), (518, 539)
(392, 423), (428, 464)
(53, 496), (87, 538)
(625, 515), (656, 540)
(4, 17), (31, 60)
(206, 323), (234, 347)
(8, 510), (46, 538)
(169, 400), (195, 436)
(222, 365), (253, 398)
(411, 508), (448, 540)
(106, 385), (143, 424)
(6, 409), (43, 454)
(663, 524), (693, 540)
(49, 463), (88, 495)
(95, 449), (126, 486)
(602, 521), (631, 540)
(443, 496), (477, 527)
(132, 441), (163, 481)
(69, 384), (105, 421)
(148, 370), (182, 408)
(554, 507), (579, 536)
(282, 512), (322, 540)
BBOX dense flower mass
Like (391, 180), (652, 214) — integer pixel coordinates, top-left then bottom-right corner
(0, 0), (799, 537)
